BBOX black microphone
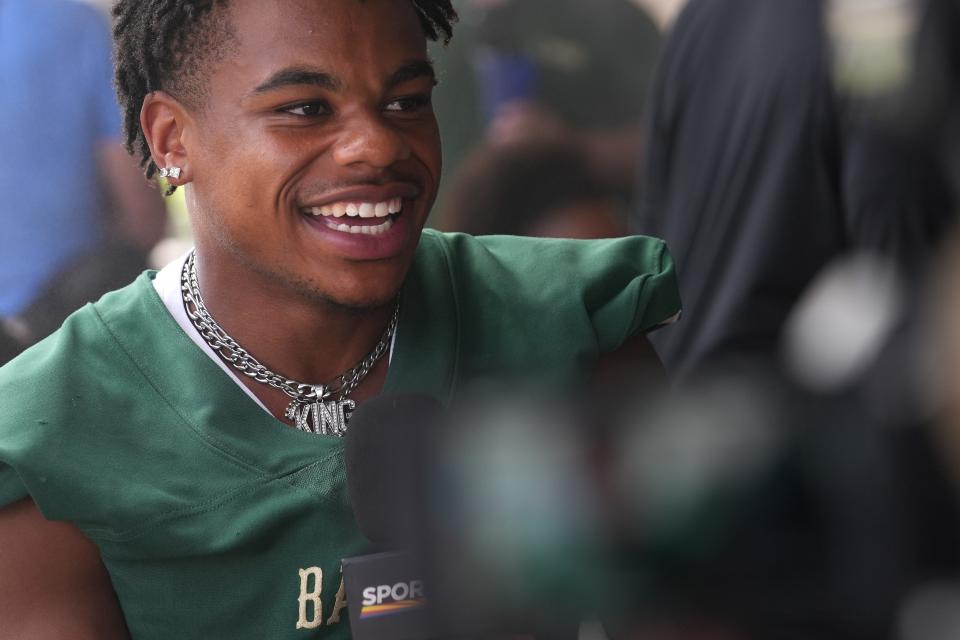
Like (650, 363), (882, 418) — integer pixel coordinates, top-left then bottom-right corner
(341, 394), (446, 640)
(344, 393), (443, 548)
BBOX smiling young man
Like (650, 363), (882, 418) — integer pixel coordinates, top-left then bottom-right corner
(0, 0), (679, 638)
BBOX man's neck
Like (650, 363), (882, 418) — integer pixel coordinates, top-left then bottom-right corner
(191, 250), (397, 390)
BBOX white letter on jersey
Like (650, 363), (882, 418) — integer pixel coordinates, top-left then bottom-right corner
(297, 567), (323, 629)
(326, 576), (348, 626)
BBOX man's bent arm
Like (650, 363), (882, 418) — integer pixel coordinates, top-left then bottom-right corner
(0, 498), (130, 640)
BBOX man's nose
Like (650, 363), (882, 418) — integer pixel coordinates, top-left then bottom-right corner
(332, 111), (412, 168)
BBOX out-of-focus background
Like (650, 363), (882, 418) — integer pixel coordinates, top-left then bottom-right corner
(3, 0), (960, 638)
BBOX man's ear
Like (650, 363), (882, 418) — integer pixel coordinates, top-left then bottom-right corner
(140, 91), (194, 188)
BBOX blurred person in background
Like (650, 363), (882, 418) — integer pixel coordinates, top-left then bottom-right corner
(0, 0), (167, 365)
(439, 139), (629, 238)
(461, 0), (662, 199)
(430, 0), (679, 221)
(635, 0), (957, 386)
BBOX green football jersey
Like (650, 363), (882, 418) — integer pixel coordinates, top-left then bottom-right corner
(0, 230), (679, 638)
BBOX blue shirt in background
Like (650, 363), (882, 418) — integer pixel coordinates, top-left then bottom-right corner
(0, 0), (121, 315)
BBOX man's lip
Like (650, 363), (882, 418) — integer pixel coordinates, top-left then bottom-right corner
(299, 182), (421, 209)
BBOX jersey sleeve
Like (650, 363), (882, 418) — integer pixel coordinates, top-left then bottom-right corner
(568, 233), (681, 350)
(425, 230), (681, 359)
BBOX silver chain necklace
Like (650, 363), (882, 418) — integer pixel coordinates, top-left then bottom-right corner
(180, 250), (398, 437)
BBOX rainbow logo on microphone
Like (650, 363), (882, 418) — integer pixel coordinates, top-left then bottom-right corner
(359, 580), (428, 619)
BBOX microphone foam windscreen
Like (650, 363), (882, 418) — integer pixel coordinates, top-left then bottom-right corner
(344, 394), (445, 548)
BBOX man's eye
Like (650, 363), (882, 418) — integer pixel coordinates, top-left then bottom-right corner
(384, 94), (432, 113)
(280, 102), (328, 117)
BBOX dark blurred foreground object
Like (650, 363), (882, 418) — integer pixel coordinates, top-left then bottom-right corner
(635, 0), (957, 384)
(349, 381), (949, 640)
(636, 1), (960, 636)
(0, 0), (166, 366)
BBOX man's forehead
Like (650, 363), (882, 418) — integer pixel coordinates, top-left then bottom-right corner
(215, 0), (429, 81)
(226, 0), (428, 49)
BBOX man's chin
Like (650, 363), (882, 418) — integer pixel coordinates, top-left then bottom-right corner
(294, 274), (404, 314)
(318, 290), (401, 315)
(245, 253), (406, 314)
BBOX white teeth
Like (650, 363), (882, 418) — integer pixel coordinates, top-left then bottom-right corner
(323, 217), (394, 235)
(309, 199), (403, 219)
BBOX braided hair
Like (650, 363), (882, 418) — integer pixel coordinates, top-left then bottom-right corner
(112, 0), (458, 191)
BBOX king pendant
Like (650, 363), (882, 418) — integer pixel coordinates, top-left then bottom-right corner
(285, 398), (356, 436)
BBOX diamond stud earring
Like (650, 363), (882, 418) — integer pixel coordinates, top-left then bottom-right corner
(159, 167), (182, 179)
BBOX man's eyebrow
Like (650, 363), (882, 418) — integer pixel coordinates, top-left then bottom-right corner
(250, 68), (341, 96)
(385, 60), (437, 92)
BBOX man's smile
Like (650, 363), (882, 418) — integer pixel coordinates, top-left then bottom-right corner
(297, 179), (422, 241)
(306, 197), (402, 235)
(308, 197), (402, 219)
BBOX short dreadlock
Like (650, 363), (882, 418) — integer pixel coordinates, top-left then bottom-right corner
(112, 0), (457, 191)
